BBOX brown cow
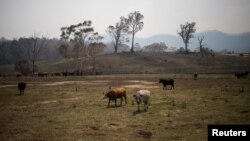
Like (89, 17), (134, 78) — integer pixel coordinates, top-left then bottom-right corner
(103, 87), (127, 107)
(38, 72), (48, 77)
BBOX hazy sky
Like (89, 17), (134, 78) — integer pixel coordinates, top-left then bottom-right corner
(1, 0), (250, 39)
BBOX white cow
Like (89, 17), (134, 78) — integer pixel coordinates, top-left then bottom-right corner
(133, 90), (150, 111)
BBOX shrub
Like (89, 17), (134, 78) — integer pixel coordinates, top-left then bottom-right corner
(14, 59), (32, 75)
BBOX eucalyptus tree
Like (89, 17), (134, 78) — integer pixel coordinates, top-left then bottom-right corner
(21, 34), (47, 74)
(106, 17), (129, 53)
(197, 35), (206, 55)
(125, 11), (144, 53)
(60, 20), (94, 72)
(88, 32), (105, 73)
(177, 22), (196, 54)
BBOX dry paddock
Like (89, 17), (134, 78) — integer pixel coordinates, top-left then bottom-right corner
(0, 74), (249, 141)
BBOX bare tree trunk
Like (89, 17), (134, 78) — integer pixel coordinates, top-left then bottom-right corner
(131, 33), (135, 53)
(65, 58), (69, 75)
(185, 43), (188, 54)
(115, 40), (118, 53)
(32, 60), (35, 74)
(92, 57), (96, 74)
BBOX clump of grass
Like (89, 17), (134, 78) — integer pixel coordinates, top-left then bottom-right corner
(180, 101), (187, 109)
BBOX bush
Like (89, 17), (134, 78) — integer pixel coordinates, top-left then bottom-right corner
(14, 59), (32, 75)
(176, 47), (191, 54)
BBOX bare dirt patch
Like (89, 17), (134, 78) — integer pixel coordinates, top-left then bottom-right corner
(43, 80), (110, 86)
(124, 80), (159, 88)
(0, 80), (158, 89)
(0, 85), (16, 88)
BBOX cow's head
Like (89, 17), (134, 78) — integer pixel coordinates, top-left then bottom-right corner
(133, 94), (142, 104)
(103, 86), (112, 99)
(103, 91), (108, 99)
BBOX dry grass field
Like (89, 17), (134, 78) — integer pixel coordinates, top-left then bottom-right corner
(0, 74), (249, 141)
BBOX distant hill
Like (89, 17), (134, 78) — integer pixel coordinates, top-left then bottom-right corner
(194, 30), (250, 52)
(103, 30), (250, 53)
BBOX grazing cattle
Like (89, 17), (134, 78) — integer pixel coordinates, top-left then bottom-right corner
(133, 90), (150, 112)
(193, 73), (198, 80)
(235, 71), (248, 79)
(159, 79), (174, 90)
(53, 72), (61, 76)
(62, 72), (68, 77)
(245, 71), (249, 76)
(38, 72), (48, 77)
(103, 87), (127, 107)
(18, 82), (26, 95)
(16, 73), (22, 77)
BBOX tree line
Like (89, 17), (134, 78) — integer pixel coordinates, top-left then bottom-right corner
(0, 11), (214, 75)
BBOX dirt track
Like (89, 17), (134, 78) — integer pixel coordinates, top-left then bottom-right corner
(0, 80), (159, 88)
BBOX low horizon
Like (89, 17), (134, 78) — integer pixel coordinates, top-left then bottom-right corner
(1, 29), (249, 40)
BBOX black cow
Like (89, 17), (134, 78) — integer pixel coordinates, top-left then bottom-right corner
(235, 71), (248, 79)
(159, 79), (174, 90)
(18, 82), (26, 95)
(16, 73), (22, 78)
(193, 73), (198, 80)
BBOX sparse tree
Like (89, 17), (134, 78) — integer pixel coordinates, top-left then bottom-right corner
(197, 35), (206, 55)
(106, 17), (129, 53)
(177, 22), (196, 54)
(58, 43), (72, 73)
(144, 42), (168, 52)
(88, 33), (105, 73)
(26, 34), (47, 74)
(125, 11), (144, 53)
(203, 47), (215, 56)
(176, 47), (189, 54)
(59, 44), (70, 59)
(60, 20), (94, 73)
(14, 59), (32, 75)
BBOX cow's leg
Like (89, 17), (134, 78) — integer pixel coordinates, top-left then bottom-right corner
(115, 99), (117, 107)
(124, 95), (127, 104)
(144, 102), (148, 111)
(108, 99), (111, 107)
(138, 104), (140, 112)
(120, 97), (123, 106)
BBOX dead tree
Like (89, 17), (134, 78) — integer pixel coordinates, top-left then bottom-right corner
(197, 36), (206, 56)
